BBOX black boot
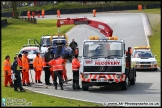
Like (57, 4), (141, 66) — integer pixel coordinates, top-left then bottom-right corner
(60, 85), (63, 90)
(10, 82), (14, 87)
(27, 83), (31, 86)
(76, 83), (81, 90)
(72, 83), (76, 90)
(55, 85), (57, 90)
(22, 83), (27, 86)
(54, 83), (57, 90)
(35, 80), (37, 83)
(38, 80), (42, 83)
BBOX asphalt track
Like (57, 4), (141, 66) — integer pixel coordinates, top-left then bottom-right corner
(23, 13), (161, 107)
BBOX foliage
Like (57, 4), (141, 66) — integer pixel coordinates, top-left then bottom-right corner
(2, 1), (161, 13)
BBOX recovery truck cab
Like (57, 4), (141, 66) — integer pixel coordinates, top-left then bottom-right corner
(79, 36), (136, 91)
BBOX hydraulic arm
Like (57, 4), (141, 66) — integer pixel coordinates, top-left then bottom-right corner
(56, 17), (113, 37)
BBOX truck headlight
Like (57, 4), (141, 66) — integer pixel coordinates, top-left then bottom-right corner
(116, 74), (122, 78)
(83, 74), (88, 78)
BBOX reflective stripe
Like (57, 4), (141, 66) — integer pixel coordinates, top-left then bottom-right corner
(43, 66), (50, 67)
(73, 69), (79, 71)
(72, 65), (78, 70)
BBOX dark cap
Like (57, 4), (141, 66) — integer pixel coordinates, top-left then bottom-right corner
(5, 55), (10, 59)
(18, 54), (22, 57)
(74, 54), (78, 58)
(14, 56), (17, 60)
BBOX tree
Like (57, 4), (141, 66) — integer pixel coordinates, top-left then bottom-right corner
(11, 1), (18, 19)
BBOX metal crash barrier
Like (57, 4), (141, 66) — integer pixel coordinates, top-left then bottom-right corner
(19, 17), (37, 24)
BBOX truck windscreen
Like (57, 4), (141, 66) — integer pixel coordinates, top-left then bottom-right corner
(83, 41), (123, 57)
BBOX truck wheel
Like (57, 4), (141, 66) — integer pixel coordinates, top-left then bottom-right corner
(130, 77), (136, 85)
(154, 68), (158, 71)
(82, 83), (89, 91)
(120, 77), (128, 90)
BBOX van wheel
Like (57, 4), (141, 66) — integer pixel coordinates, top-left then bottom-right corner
(82, 83), (89, 91)
(120, 77), (128, 90)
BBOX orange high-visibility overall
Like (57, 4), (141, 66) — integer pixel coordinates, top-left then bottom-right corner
(57, 9), (60, 18)
(3, 60), (12, 86)
(93, 9), (96, 17)
(48, 59), (57, 81)
(27, 11), (30, 18)
(32, 11), (35, 18)
(62, 59), (67, 80)
(33, 56), (43, 81)
(72, 58), (80, 71)
(42, 9), (44, 18)
(22, 56), (30, 84)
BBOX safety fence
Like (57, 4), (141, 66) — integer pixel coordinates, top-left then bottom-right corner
(1, 19), (8, 28)
(1, 4), (161, 17)
(19, 17), (37, 24)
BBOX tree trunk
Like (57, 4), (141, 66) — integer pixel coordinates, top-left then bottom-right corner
(12, 1), (18, 19)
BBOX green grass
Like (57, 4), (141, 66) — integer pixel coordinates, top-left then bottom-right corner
(1, 18), (102, 107)
(148, 22), (161, 68)
(2, 86), (102, 106)
(124, 8), (161, 14)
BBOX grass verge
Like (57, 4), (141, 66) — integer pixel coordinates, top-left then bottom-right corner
(2, 86), (102, 106)
(1, 18), (102, 107)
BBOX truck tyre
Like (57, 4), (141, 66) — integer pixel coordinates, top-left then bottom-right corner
(153, 68), (158, 71)
(82, 82), (89, 91)
(120, 77), (128, 90)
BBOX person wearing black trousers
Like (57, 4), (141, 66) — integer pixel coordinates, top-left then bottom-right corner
(12, 56), (25, 92)
(43, 48), (54, 85)
(72, 54), (81, 90)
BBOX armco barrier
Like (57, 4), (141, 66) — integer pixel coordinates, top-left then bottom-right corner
(2, 4), (161, 17)
(20, 17), (37, 24)
(1, 19), (8, 28)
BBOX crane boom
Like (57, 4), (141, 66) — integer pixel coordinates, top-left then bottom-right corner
(57, 17), (113, 37)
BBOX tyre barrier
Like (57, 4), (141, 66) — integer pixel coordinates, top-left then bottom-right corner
(2, 4), (161, 17)
(1, 19), (8, 28)
(19, 18), (37, 24)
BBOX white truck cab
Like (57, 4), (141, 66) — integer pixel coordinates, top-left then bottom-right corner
(79, 36), (136, 91)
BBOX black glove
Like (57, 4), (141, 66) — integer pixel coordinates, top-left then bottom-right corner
(5, 71), (8, 75)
